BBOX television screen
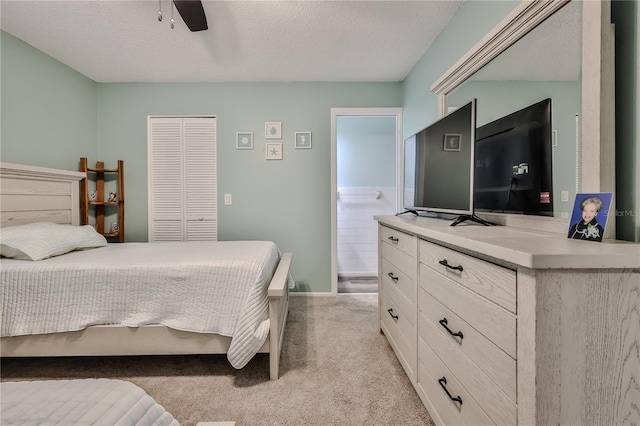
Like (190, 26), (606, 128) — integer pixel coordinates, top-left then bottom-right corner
(474, 98), (553, 216)
(403, 100), (476, 217)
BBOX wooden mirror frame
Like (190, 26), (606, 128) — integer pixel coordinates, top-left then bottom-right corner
(431, 0), (615, 236)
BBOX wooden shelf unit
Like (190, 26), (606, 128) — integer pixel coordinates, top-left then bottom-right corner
(80, 157), (124, 242)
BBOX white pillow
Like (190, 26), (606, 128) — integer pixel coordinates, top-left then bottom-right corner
(0, 222), (107, 261)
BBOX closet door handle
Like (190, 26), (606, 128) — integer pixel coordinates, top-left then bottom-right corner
(388, 236), (399, 243)
(387, 308), (399, 322)
(387, 272), (399, 282)
(439, 318), (464, 340)
(439, 259), (463, 272)
(438, 377), (463, 405)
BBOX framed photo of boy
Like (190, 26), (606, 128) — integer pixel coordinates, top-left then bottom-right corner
(567, 192), (613, 242)
(443, 134), (461, 151)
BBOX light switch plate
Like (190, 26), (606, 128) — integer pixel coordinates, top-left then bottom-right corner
(224, 194), (232, 205)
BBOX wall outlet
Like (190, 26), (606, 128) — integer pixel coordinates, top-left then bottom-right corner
(561, 190), (569, 202)
(224, 194), (232, 205)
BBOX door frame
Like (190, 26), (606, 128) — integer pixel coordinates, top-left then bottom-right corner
(330, 107), (403, 295)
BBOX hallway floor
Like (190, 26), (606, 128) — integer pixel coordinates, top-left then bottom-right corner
(337, 276), (378, 294)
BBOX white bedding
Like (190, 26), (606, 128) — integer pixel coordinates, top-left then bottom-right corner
(1, 241), (294, 368)
(0, 379), (179, 425)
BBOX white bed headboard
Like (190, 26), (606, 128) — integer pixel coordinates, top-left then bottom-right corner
(0, 162), (85, 228)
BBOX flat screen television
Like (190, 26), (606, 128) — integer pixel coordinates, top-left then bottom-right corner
(474, 98), (553, 216)
(402, 99), (488, 225)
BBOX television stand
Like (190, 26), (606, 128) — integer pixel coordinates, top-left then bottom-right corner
(396, 210), (418, 216)
(450, 214), (495, 227)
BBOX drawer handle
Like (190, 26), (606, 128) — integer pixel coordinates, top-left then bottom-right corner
(387, 308), (399, 322)
(439, 318), (464, 340)
(387, 272), (399, 282)
(388, 236), (399, 243)
(439, 259), (463, 272)
(438, 377), (463, 406)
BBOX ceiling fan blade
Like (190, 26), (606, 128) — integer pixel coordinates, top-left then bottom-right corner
(173, 0), (208, 32)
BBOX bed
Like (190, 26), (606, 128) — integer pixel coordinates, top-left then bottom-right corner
(0, 162), (293, 380)
(0, 379), (180, 425)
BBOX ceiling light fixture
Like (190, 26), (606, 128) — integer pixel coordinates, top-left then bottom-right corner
(157, 1), (208, 32)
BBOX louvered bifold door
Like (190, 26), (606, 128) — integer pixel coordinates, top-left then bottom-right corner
(184, 117), (217, 241)
(149, 117), (185, 241)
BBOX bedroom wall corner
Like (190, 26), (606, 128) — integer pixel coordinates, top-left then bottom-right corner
(401, 0), (518, 138)
(0, 31), (99, 170)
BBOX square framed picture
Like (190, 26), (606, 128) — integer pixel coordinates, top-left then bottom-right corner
(295, 132), (312, 149)
(567, 192), (613, 242)
(265, 142), (283, 160)
(265, 122), (282, 139)
(236, 132), (253, 150)
(443, 134), (461, 151)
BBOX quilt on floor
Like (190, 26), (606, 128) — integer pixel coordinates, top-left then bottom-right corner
(0, 379), (179, 425)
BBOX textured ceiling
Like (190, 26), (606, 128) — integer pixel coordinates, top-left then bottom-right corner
(0, 0), (464, 83)
(0, 1), (581, 84)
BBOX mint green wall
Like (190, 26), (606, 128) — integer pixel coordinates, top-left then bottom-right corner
(402, 1), (518, 138)
(337, 116), (397, 187)
(96, 82), (401, 292)
(0, 32), (98, 169)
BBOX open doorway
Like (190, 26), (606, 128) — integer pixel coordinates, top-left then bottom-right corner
(330, 108), (403, 295)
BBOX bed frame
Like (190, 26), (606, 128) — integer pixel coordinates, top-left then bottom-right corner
(0, 162), (292, 380)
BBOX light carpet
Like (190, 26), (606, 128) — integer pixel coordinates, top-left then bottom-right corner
(1, 295), (433, 426)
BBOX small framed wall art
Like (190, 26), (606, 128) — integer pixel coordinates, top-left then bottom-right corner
(265, 142), (283, 160)
(236, 132), (254, 150)
(295, 132), (312, 149)
(443, 134), (461, 151)
(265, 122), (282, 139)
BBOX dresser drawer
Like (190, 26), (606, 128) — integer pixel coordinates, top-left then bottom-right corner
(380, 290), (416, 379)
(419, 287), (516, 401)
(381, 268), (418, 329)
(381, 258), (416, 307)
(381, 225), (417, 259)
(419, 239), (516, 313)
(419, 306), (516, 424)
(420, 264), (516, 358)
(381, 242), (417, 282)
(417, 338), (495, 426)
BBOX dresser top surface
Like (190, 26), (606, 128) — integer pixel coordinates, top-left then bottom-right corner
(375, 215), (640, 270)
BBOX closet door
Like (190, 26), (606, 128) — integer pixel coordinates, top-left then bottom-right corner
(148, 116), (217, 242)
(184, 117), (217, 241)
(149, 117), (184, 241)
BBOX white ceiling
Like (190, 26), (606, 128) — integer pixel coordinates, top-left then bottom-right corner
(0, 0), (465, 83)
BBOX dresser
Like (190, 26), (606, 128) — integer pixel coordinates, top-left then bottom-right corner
(375, 215), (640, 426)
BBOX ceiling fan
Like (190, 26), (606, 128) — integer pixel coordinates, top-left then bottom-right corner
(160, 0), (208, 32)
